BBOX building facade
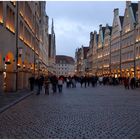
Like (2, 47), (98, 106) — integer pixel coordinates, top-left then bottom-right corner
(97, 25), (106, 76)
(92, 31), (98, 76)
(0, 1), (49, 92)
(121, 2), (138, 78)
(75, 1), (140, 79)
(87, 32), (94, 76)
(75, 46), (89, 76)
(110, 8), (123, 78)
(102, 24), (112, 76)
(55, 55), (75, 77)
(135, 1), (140, 79)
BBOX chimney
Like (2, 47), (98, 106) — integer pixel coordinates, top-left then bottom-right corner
(106, 23), (109, 27)
(94, 30), (97, 34)
(126, 1), (131, 8)
(99, 24), (102, 30)
(114, 8), (119, 16)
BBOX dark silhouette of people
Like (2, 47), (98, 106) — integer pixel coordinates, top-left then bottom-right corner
(29, 75), (35, 91)
(50, 75), (58, 93)
(130, 77), (136, 89)
(44, 76), (50, 95)
(124, 77), (129, 89)
(58, 77), (63, 93)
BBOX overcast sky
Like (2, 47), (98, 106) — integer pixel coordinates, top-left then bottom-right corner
(46, 1), (126, 58)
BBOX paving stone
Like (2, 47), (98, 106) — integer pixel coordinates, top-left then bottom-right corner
(0, 84), (140, 138)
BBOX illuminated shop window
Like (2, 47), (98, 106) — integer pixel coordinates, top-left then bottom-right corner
(6, 6), (15, 33)
(0, 2), (3, 24)
(124, 24), (130, 33)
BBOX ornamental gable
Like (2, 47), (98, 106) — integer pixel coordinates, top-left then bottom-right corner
(122, 2), (138, 34)
(93, 31), (98, 50)
(111, 8), (122, 40)
(104, 24), (112, 47)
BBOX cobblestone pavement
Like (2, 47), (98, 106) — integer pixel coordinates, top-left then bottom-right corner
(0, 89), (33, 113)
(0, 84), (140, 138)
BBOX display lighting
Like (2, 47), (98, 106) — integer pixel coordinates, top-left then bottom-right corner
(20, 11), (24, 17)
(23, 65), (25, 68)
(125, 28), (130, 33)
(19, 35), (24, 41)
(5, 55), (11, 64)
(24, 39), (32, 48)
(6, 22), (15, 33)
(24, 17), (34, 33)
(0, 16), (3, 24)
(136, 38), (139, 42)
(17, 63), (21, 68)
(104, 65), (109, 68)
(98, 55), (102, 59)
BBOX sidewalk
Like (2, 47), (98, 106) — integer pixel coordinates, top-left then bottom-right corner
(0, 89), (34, 113)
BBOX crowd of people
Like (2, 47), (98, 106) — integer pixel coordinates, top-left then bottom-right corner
(28, 74), (140, 95)
(28, 75), (66, 95)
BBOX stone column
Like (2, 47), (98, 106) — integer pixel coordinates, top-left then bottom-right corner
(17, 71), (24, 90)
(0, 71), (4, 93)
(23, 70), (28, 89)
(5, 72), (16, 92)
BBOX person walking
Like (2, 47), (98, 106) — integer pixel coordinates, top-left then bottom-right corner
(58, 77), (63, 93)
(36, 76), (42, 95)
(44, 76), (50, 95)
(124, 77), (129, 89)
(29, 75), (35, 91)
(130, 77), (136, 89)
(40, 75), (44, 91)
(50, 75), (58, 93)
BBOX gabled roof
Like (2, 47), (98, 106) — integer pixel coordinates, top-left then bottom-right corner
(119, 16), (124, 26)
(131, 3), (138, 19)
(56, 55), (75, 64)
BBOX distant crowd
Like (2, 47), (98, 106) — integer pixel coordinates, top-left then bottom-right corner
(28, 75), (140, 95)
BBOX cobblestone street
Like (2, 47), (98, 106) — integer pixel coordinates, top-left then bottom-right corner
(0, 84), (140, 138)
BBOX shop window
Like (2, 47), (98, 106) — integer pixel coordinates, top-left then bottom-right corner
(0, 2), (3, 24)
(6, 6), (15, 33)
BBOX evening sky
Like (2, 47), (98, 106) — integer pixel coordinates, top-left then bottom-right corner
(46, 1), (126, 58)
